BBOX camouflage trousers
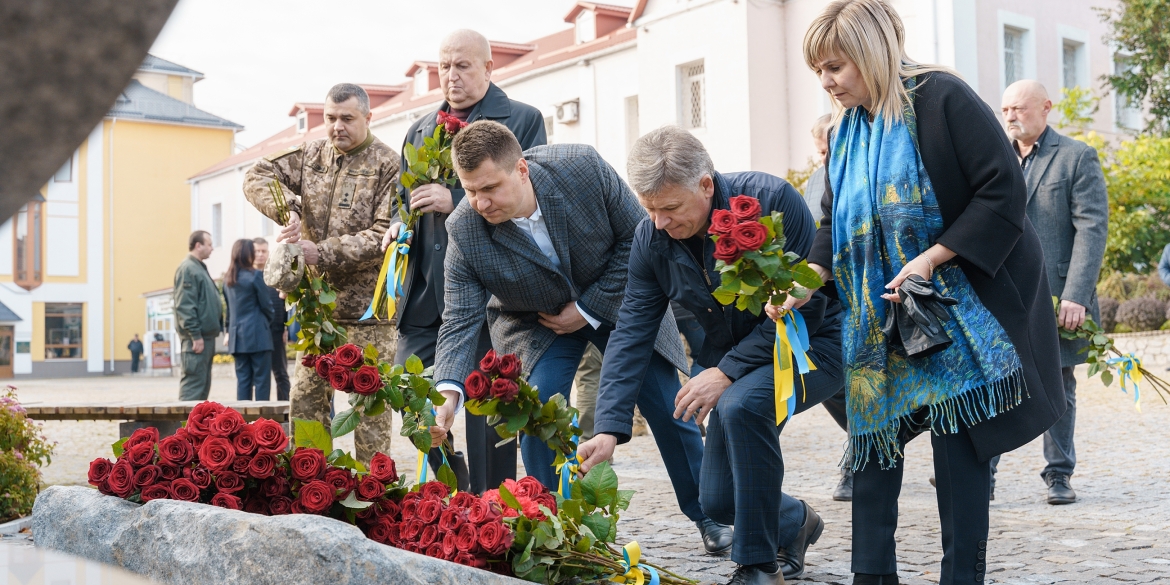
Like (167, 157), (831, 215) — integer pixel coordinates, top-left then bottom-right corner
(291, 321), (396, 463)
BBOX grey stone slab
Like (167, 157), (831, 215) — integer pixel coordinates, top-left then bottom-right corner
(33, 486), (525, 585)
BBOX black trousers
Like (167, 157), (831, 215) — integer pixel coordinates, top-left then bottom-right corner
(852, 414), (991, 584)
(271, 329), (290, 401)
(397, 321), (515, 494)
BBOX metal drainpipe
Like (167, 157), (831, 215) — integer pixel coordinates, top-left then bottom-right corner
(108, 118), (116, 374)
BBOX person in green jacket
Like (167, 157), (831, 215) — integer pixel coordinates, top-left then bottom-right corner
(174, 230), (223, 400)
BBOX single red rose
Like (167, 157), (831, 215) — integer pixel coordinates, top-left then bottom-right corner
(489, 378), (519, 402)
(159, 465), (181, 481)
(298, 479), (334, 514)
(132, 465), (161, 488)
(400, 491), (421, 504)
(453, 552), (485, 568)
(449, 492), (477, 509)
(300, 354), (319, 368)
(107, 460), (135, 498)
(454, 522), (479, 553)
(140, 482), (171, 502)
(328, 365), (354, 392)
(124, 442), (155, 467)
(424, 543), (445, 559)
(417, 499), (442, 524)
(248, 452), (278, 480)
(158, 435), (195, 467)
(209, 409), (245, 438)
(437, 111), (468, 136)
(290, 447), (326, 481)
(231, 455), (251, 474)
(290, 500), (306, 514)
(400, 500), (419, 521)
(352, 365), (382, 395)
(421, 481), (450, 501)
(481, 489), (502, 507)
(713, 235), (742, 262)
(124, 427), (159, 451)
(334, 343), (363, 368)
(211, 492), (242, 510)
(384, 522), (402, 546)
(729, 194), (762, 222)
(477, 520), (512, 555)
(535, 493), (557, 517)
(97, 479), (116, 497)
(170, 478), (200, 502)
(368, 452), (398, 484)
(186, 466), (213, 489)
(438, 506), (465, 533)
(231, 426), (258, 456)
(261, 475), (290, 498)
(497, 354), (521, 380)
(520, 499), (546, 521)
(251, 418), (288, 453)
(467, 499), (502, 525)
(357, 476), (385, 501)
(419, 524), (439, 547)
(174, 427), (192, 443)
(516, 476), (546, 498)
(401, 519), (424, 541)
(324, 468), (355, 498)
(379, 499), (402, 522)
(268, 495), (293, 515)
(88, 458), (112, 486)
(464, 370), (491, 401)
(314, 355), (335, 379)
(367, 518), (393, 544)
(442, 530), (459, 558)
(216, 470), (245, 493)
(198, 437), (236, 472)
(708, 209), (738, 235)
(243, 497), (269, 515)
(730, 221), (768, 252)
(185, 401), (226, 439)
(479, 349), (500, 375)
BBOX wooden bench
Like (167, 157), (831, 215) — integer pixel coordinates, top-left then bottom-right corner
(23, 401), (290, 436)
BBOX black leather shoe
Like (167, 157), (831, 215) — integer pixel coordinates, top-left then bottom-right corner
(852, 573), (899, 585)
(1045, 472), (1076, 504)
(697, 517), (733, 554)
(776, 501), (824, 580)
(726, 564), (785, 585)
(833, 470), (853, 501)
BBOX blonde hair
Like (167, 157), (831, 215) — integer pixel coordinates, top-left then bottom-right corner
(803, 0), (956, 128)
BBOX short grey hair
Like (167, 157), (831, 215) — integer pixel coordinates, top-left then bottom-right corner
(626, 126), (715, 196)
(326, 83), (370, 114)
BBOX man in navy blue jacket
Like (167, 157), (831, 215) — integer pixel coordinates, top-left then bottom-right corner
(576, 127), (845, 585)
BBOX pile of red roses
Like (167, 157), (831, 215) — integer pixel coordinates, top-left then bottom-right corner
(484, 476), (558, 522)
(464, 349), (522, 403)
(709, 195), (767, 262)
(303, 343), (382, 395)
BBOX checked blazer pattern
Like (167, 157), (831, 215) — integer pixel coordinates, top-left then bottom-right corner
(433, 144), (688, 384)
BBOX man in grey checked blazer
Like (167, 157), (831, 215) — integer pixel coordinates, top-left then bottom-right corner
(426, 121), (723, 550)
(994, 80), (1109, 505)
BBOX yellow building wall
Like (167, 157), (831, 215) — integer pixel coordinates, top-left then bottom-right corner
(103, 120), (234, 361)
(31, 303), (44, 362)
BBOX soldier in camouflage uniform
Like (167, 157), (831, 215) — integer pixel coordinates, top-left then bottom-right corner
(243, 84), (398, 462)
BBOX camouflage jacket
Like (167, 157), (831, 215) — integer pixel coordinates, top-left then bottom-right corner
(243, 133), (399, 320)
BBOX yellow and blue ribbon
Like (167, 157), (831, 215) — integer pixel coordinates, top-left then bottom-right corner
(557, 415), (581, 498)
(416, 407), (452, 486)
(610, 542), (659, 585)
(773, 310), (816, 426)
(361, 229), (412, 321)
(1107, 353), (1143, 412)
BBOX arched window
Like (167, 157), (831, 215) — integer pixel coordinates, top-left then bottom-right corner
(14, 199), (44, 291)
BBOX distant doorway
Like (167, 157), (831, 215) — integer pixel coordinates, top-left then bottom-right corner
(0, 326), (13, 378)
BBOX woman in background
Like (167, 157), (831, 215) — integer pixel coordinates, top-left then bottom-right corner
(224, 238), (275, 400)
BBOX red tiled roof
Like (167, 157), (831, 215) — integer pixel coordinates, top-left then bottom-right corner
(564, 1), (633, 22)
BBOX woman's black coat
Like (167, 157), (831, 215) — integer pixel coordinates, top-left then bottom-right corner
(808, 72), (1065, 462)
(224, 268), (275, 355)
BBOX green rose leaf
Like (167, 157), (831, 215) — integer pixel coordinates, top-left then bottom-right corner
(293, 418), (333, 452)
(338, 490), (374, 510)
(404, 354), (424, 375)
(410, 429), (432, 453)
(581, 511), (612, 543)
(111, 436), (129, 458)
(578, 460), (618, 508)
(436, 462), (459, 492)
(330, 408), (361, 439)
(498, 482), (524, 511)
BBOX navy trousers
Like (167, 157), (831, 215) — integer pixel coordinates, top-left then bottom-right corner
(522, 325), (706, 522)
(700, 335), (843, 565)
(234, 351), (272, 401)
(852, 416), (991, 584)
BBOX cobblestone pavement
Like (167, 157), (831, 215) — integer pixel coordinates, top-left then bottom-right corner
(13, 365), (1170, 584)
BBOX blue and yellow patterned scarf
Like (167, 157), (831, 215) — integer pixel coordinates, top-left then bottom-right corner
(829, 80), (1026, 470)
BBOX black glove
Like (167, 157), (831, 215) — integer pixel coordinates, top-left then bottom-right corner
(881, 274), (958, 359)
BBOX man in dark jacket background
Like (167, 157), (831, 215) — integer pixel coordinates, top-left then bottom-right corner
(253, 238), (290, 400)
(577, 127), (845, 585)
(173, 230), (222, 401)
(383, 29), (546, 494)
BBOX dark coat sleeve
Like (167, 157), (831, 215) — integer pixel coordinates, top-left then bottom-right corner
(513, 106), (548, 149)
(576, 151), (644, 324)
(254, 272), (275, 323)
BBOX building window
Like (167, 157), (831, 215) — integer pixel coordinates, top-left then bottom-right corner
(625, 95), (640, 152)
(1003, 27), (1026, 86)
(211, 203), (222, 247)
(1114, 54), (1142, 131)
(575, 10), (596, 44)
(414, 68), (430, 97)
(680, 60), (706, 130)
(54, 157), (73, 182)
(44, 303), (82, 359)
(543, 115), (554, 143)
(13, 201), (43, 291)
(296, 111), (307, 133)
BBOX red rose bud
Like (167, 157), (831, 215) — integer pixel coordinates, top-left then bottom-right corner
(464, 370), (491, 401)
(298, 480), (334, 514)
(124, 427), (158, 451)
(231, 426), (257, 456)
(497, 354), (522, 380)
(268, 495), (293, 515)
(369, 452), (398, 484)
(516, 476), (546, 498)
(730, 221), (768, 252)
(211, 492), (242, 510)
(243, 497), (269, 515)
(479, 349), (500, 375)
(467, 499), (502, 525)
(424, 543), (445, 560)
(419, 524), (439, 548)
(328, 365), (354, 392)
(124, 442), (154, 467)
(248, 452), (279, 480)
(449, 492), (477, 509)
(536, 493), (557, 516)
(442, 530), (459, 558)
(132, 465), (161, 488)
(421, 480), (451, 501)
(159, 465), (181, 481)
(169, 478), (200, 502)
(334, 343), (363, 368)
(438, 506), (465, 533)
(251, 418), (288, 453)
(314, 355), (335, 379)
(417, 499), (443, 524)
(186, 466), (213, 489)
(454, 522), (479, 553)
(490, 378), (519, 402)
(708, 209), (738, 235)
(198, 437), (237, 473)
(88, 458), (113, 486)
(713, 236), (742, 262)
(325, 468), (356, 498)
(352, 365), (382, 395)
(107, 461), (135, 498)
(300, 353), (318, 368)
(261, 476), (290, 498)
(216, 470), (245, 493)
(209, 409), (245, 438)
(140, 482), (171, 502)
(185, 401), (227, 439)
(158, 435), (195, 467)
(356, 476), (385, 501)
(289, 500), (306, 515)
(290, 447), (327, 481)
(729, 194), (762, 222)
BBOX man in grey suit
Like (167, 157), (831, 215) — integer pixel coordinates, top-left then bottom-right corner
(994, 80), (1109, 504)
(427, 120), (728, 552)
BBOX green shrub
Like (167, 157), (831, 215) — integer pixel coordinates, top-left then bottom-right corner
(0, 387), (54, 522)
(1098, 272), (1170, 302)
(1099, 297), (1121, 332)
(0, 451), (39, 522)
(1116, 296), (1169, 331)
(1114, 323), (1134, 334)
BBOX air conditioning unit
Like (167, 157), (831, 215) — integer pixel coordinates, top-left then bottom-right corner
(555, 100), (580, 124)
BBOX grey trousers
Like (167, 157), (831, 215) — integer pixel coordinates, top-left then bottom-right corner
(991, 366), (1077, 484)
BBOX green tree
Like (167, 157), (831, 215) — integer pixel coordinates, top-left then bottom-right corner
(1097, 0), (1170, 135)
